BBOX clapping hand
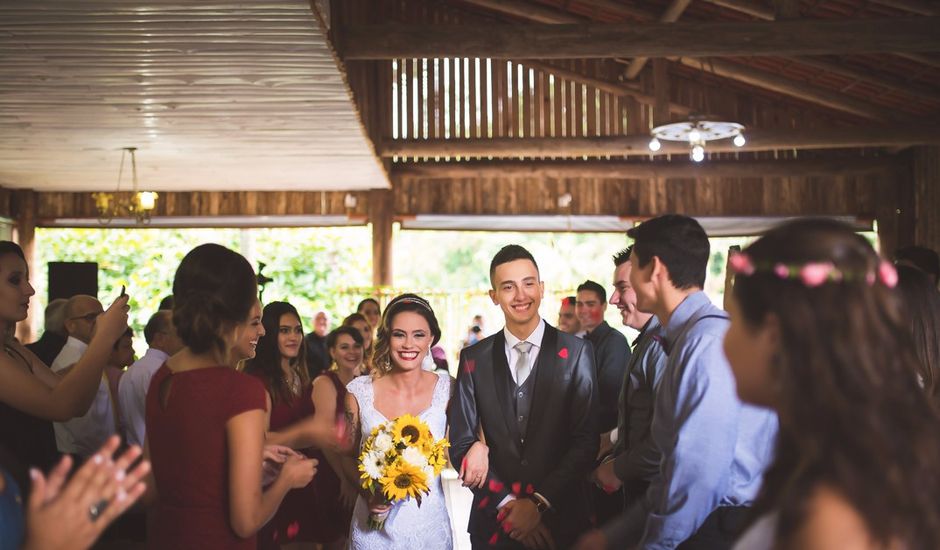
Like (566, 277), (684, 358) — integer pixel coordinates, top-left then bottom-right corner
(262, 444), (301, 488)
(498, 498), (541, 540)
(23, 435), (149, 550)
(520, 523), (556, 550)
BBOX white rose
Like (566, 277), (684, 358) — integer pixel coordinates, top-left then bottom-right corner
(374, 432), (394, 454)
(402, 446), (429, 469)
(362, 450), (385, 480)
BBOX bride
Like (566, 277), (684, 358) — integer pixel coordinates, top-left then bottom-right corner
(344, 294), (454, 549)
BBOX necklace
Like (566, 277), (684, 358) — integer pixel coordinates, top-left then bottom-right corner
(286, 369), (301, 395)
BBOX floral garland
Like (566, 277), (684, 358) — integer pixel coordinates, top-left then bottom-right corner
(729, 252), (898, 289)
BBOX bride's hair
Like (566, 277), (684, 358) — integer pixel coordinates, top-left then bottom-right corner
(372, 294), (441, 376)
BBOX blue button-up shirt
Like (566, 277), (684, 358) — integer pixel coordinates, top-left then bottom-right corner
(638, 291), (778, 549)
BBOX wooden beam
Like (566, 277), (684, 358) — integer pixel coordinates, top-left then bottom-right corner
(379, 125), (940, 158)
(13, 190), (36, 343)
(896, 52), (940, 69)
(623, 0), (694, 79)
(393, 157), (899, 180)
(700, 0), (775, 19)
(773, 0), (801, 19)
(678, 57), (906, 122)
(869, 0), (938, 16)
(457, 0), (582, 23)
(369, 189), (393, 287)
(787, 56), (940, 103)
(653, 59), (671, 126)
(521, 59), (691, 115)
(342, 18), (940, 60)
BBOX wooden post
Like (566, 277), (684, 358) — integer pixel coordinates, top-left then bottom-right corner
(369, 189), (394, 287)
(13, 190), (37, 343)
(653, 59), (670, 126)
(876, 160), (916, 258)
(912, 146), (940, 255)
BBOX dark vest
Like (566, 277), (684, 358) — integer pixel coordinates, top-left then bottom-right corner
(512, 354), (540, 446)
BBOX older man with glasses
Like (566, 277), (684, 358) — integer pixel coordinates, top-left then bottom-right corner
(52, 294), (115, 460)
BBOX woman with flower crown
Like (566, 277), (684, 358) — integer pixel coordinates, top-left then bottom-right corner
(723, 219), (940, 549)
(343, 293), (454, 549)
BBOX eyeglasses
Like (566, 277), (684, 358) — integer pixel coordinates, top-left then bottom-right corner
(69, 312), (102, 323)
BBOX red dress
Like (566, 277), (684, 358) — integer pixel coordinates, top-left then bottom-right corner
(146, 365), (267, 550)
(250, 371), (352, 548)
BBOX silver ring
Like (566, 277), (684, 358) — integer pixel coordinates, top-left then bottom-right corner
(88, 498), (109, 522)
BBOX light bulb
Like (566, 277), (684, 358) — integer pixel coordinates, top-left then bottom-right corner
(136, 191), (157, 210)
(733, 134), (746, 147)
(691, 145), (705, 162)
(688, 129), (701, 143)
(648, 138), (661, 152)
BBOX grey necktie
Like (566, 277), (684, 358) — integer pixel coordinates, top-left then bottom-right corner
(514, 341), (534, 384)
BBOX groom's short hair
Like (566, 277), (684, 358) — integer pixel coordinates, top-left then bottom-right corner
(489, 244), (539, 287)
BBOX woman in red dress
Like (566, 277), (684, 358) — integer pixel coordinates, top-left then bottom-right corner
(269, 325), (364, 550)
(144, 244), (317, 550)
(245, 300), (322, 550)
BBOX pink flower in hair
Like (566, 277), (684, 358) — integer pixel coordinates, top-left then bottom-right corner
(729, 252), (755, 275)
(800, 262), (833, 287)
(773, 264), (789, 279)
(878, 261), (898, 288)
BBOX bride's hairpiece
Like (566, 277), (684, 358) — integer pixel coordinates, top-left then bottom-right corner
(388, 295), (433, 313)
(729, 252), (898, 289)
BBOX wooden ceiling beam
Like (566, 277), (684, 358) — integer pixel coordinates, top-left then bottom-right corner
(677, 57), (908, 122)
(379, 125), (940, 158)
(868, 0), (938, 16)
(341, 18), (940, 60)
(392, 157), (899, 180)
(623, 0), (694, 79)
(456, 0), (582, 23)
(700, 0), (776, 19)
(786, 56), (940, 103)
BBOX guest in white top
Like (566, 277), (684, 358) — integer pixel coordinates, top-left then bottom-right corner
(118, 309), (184, 447)
(52, 294), (114, 458)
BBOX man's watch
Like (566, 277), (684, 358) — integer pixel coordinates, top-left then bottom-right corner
(527, 495), (548, 513)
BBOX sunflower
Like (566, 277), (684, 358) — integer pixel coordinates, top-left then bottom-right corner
(391, 414), (432, 447)
(380, 460), (430, 502)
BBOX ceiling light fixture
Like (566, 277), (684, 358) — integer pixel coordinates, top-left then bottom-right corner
(93, 147), (158, 225)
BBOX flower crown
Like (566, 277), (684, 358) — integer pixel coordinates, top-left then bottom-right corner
(728, 252), (898, 289)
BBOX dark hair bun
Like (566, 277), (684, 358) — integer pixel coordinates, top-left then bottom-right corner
(172, 244), (257, 355)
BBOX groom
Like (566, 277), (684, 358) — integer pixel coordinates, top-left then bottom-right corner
(449, 245), (599, 549)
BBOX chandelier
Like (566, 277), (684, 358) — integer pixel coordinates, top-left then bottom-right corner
(92, 147), (159, 224)
(648, 117), (746, 162)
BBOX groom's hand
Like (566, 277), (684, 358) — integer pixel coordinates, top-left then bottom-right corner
(499, 498), (541, 539)
(590, 459), (622, 493)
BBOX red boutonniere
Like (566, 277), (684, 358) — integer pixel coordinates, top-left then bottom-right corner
(463, 359), (476, 374)
(558, 347), (569, 359)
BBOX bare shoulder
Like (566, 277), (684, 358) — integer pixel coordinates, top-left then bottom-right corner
(790, 485), (879, 550)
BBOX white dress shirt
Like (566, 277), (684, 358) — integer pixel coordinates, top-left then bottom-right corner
(502, 318), (545, 386)
(52, 336), (116, 457)
(118, 348), (170, 447)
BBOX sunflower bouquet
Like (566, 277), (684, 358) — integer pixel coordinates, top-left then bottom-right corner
(358, 413), (450, 529)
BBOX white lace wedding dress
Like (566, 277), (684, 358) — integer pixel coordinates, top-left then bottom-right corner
(347, 371), (454, 550)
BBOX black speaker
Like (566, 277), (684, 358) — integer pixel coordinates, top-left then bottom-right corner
(48, 262), (98, 301)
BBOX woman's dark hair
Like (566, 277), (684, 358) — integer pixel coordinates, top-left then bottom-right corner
(356, 298), (380, 314)
(0, 241), (25, 261)
(342, 312), (369, 329)
(326, 325), (363, 350)
(626, 214), (709, 289)
(372, 294), (441, 376)
(172, 244), (257, 361)
(342, 312), (373, 368)
(896, 264), (940, 400)
(733, 218), (940, 548)
(244, 301), (308, 405)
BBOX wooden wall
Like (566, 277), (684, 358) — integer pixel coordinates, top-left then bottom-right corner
(913, 146), (940, 254)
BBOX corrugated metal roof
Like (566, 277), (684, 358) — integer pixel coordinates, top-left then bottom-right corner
(0, 1), (389, 191)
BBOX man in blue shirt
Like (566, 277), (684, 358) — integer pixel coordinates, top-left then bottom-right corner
(578, 215), (778, 549)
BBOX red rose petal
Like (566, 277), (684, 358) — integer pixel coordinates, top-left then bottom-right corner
(511, 482), (522, 495)
(287, 521), (300, 539)
(489, 533), (500, 545)
(525, 484), (534, 494)
(489, 479), (504, 493)
(558, 348), (569, 359)
(478, 495), (490, 509)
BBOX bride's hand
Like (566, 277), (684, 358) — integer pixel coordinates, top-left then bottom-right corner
(367, 491), (391, 515)
(460, 440), (489, 489)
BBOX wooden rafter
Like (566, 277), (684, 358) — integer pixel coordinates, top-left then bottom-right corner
(341, 18), (940, 60)
(379, 125), (940, 158)
(676, 58), (909, 122)
(392, 157), (899, 180)
(623, 0), (694, 80)
(785, 56), (940, 103)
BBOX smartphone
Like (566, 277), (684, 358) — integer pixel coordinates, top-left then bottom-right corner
(119, 285), (127, 298)
(729, 245), (741, 253)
